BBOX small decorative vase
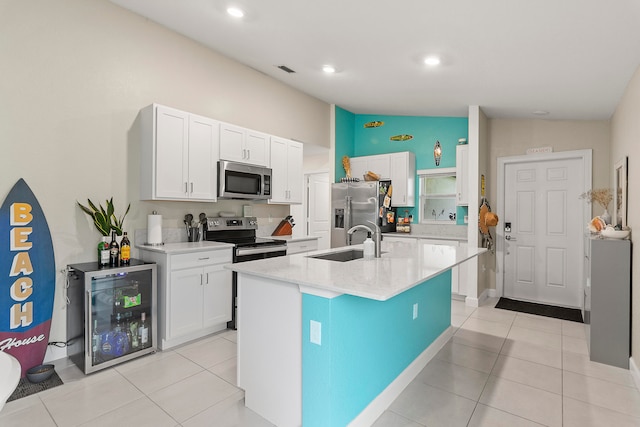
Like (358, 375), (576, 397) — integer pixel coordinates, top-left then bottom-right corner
(601, 209), (611, 225)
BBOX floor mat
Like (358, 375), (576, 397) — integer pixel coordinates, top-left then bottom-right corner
(495, 297), (583, 323)
(7, 370), (63, 402)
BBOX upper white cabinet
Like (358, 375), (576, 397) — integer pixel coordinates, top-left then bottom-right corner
(140, 104), (219, 202)
(456, 145), (469, 206)
(350, 152), (415, 207)
(219, 123), (269, 167)
(389, 152), (415, 207)
(269, 136), (303, 204)
(349, 154), (390, 181)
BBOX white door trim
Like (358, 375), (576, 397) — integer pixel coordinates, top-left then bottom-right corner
(496, 149), (592, 299)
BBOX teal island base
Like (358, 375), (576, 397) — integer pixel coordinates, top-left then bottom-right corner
(237, 269), (452, 427)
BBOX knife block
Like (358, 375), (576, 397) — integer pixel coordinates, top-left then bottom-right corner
(272, 220), (293, 236)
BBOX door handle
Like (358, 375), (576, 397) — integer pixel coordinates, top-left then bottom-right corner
(505, 235), (516, 241)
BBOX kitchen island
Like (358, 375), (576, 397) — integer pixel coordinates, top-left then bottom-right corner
(228, 240), (485, 427)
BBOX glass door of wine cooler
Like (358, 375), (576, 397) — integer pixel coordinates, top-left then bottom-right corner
(67, 260), (157, 374)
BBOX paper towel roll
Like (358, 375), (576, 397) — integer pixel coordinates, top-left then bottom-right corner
(147, 214), (163, 245)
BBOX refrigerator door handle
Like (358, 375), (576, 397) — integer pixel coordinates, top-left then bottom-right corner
(344, 196), (352, 245)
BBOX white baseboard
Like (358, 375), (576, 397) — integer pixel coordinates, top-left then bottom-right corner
(348, 326), (454, 427)
(44, 345), (67, 364)
(630, 357), (640, 391)
(465, 288), (493, 307)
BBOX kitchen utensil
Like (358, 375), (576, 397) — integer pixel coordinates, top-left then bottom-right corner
(199, 213), (207, 225)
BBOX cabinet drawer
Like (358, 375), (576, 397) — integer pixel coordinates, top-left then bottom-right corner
(287, 240), (318, 255)
(171, 250), (232, 270)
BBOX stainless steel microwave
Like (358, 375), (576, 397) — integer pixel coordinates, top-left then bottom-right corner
(218, 160), (272, 200)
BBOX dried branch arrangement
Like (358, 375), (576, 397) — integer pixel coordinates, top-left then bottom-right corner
(580, 188), (613, 211)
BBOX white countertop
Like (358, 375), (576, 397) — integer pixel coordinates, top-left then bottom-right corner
(228, 240), (485, 301)
(136, 241), (233, 254)
(383, 232), (468, 242)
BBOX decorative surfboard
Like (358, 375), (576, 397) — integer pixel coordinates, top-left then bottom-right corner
(0, 179), (55, 377)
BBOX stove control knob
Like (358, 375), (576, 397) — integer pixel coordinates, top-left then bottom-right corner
(209, 220), (220, 227)
(249, 220), (257, 226)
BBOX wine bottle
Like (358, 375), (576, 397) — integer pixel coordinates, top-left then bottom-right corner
(109, 230), (119, 267)
(92, 319), (101, 365)
(98, 236), (110, 268)
(129, 319), (139, 350)
(120, 232), (131, 265)
(139, 312), (149, 348)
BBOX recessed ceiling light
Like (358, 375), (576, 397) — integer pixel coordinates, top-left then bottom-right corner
(532, 110), (549, 116)
(227, 7), (245, 18)
(322, 65), (336, 74)
(424, 56), (441, 66)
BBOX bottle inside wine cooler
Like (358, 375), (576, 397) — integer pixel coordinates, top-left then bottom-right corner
(92, 318), (101, 364)
(129, 318), (139, 350)
(139, 312), (149, 348)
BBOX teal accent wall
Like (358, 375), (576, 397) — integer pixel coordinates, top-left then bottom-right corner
(353, 115), (467, 170)
(335, 106), (356, 182)
(302, 270), (452, 426)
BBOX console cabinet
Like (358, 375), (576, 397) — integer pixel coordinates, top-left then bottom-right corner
(584, 237), (631, 368)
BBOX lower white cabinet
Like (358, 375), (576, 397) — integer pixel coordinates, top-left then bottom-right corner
(286, 238), (319, 255)
(139, 247), (233, 350)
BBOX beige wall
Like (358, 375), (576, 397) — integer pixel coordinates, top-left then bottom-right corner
(483, 119), (611, 291)
(611, 65), (640, 367)
(0, 0), (331, 354)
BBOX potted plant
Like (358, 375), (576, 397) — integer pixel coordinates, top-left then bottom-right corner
(77, 198), (130, 236)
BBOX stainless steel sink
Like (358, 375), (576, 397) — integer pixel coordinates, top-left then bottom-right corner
(307, 249), (364, 262)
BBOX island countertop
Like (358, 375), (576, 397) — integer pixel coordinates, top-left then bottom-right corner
(227, 240), (485, 301)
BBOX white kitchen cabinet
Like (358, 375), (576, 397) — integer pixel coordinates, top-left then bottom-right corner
(219, 123), (269, 167)
(269, 136), (303, 204)
(140, 104), (219, 202)
(349, 154), (390, 181)
(286, 238), (319, 255)
(138, 247), (233, 350)
(389, 152), (416, 207)
(349, 152), (415, 207)
(456, 145), (469, 206)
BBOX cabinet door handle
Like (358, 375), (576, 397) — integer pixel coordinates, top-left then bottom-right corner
(242, 149), (247, 159)
(190, 182), (194, 193)
(247, 149), (250, 160)
(200, 274), (203, 286)
(185, 182), (188, 193)
(198, 257), (210, 260)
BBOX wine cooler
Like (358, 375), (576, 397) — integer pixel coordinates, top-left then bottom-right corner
(66, 260), (157, 374)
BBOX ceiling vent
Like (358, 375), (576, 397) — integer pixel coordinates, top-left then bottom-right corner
(277, 65), (296, 74)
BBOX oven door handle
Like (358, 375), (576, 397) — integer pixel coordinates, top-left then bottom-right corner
(236, 246), (287, 257)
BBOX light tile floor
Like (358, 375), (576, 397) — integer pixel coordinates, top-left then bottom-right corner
(1, 298), (639, 426)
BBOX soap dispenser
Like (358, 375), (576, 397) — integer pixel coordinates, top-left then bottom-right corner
(363, 232), (375, 259)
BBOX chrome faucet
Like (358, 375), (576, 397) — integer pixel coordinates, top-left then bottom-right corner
(347, 221), (382, 258)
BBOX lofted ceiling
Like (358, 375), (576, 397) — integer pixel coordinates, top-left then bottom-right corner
(110, 0), (640, 120)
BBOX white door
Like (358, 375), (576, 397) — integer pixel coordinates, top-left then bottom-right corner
(307, 172), (331, 250)
(503, 158), (584, 307)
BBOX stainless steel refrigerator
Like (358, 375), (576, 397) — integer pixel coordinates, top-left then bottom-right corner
(331, 180), (394, 248)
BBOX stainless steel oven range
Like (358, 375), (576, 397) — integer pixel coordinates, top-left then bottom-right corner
(204, 216), (287, 329)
